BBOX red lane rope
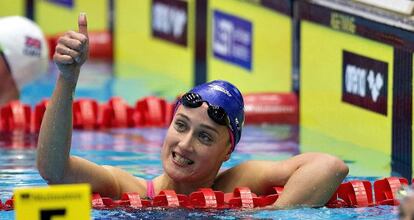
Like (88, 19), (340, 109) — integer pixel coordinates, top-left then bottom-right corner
(0, 93), (298, 133)
(0, 97), (175, 133)
(0, 177), (409, 211)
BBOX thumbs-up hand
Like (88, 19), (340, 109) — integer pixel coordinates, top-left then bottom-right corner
(54, 13), (89, 81)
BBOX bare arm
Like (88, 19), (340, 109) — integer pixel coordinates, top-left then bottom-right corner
(37, 13), (87, 185)
(216, 152), (349, 208)
(36, 14), (145, 198)
(272, 153), (348, 208)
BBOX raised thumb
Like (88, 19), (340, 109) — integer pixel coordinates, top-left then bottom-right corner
(78, 12), (88, 37)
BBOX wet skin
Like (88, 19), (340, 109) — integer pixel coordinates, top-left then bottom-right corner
(161, 104), (231, 186)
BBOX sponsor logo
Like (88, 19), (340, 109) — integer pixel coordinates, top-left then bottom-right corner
(47, 0), (74, 8)
(152, 0), (188, 46)
(234, 117), (241, 131)
(342, 51), (388, 115)
(213, 10), (252, 70)
(23, 36), (42, 57)
(330, 12), (356, 34)
(208, 84), (232, 97)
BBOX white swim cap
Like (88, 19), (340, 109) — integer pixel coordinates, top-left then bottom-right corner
(0, 16), (49, 90)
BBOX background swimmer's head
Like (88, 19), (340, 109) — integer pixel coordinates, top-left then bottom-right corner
(0, 16), (49, 91)
(179, 80), (245, 152)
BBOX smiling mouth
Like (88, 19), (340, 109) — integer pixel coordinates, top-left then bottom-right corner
(172, 152), (194, 166)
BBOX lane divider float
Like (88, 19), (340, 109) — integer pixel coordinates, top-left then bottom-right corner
(0, 93), (299, 133)
(0, 177), (409, 211)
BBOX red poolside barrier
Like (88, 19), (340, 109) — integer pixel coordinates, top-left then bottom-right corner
(164, 102), (175, 126)
(254, 186), (283, 207)
(135, 97), (168, 127)
(73, 99), (99, 129)
(244, 93), (298, 125)
(374, 177), (408, 206)
(0, 93), (302, 133)
(92, 193), (105, 209)
(4, 198), (13, 211)
(338, 180), (373, 207)
(189, 188), (226, 209)
(0, 101), (31, 133)
(120, 192), (144, 208)
(326, 187), (347, 208)
(99, 97), (134, 128)
(100, 197), (117, 209)
(88, 31), (113, 61)
(152, 190), (183, 207)
(1, 177), (410, 212)
(133, 107), (144, 127)
(109, 97), (134, 128)
(226, 187), (256, 208)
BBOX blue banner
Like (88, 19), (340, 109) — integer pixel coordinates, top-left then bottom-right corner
(213, 10), (253, 70)
(47, 0), (74, 8)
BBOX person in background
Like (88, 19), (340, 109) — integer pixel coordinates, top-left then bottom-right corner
(37, 13), (349, 209)
(0, 16), (49, 106)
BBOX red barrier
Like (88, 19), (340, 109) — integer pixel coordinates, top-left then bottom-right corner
(98, 97), (134, 128)
(244, 93), (298, 124)
(0, 97), (174, 133)
(189, 188), (226, 209)
(100, 197), (118, 209)
(152, 190), (185, 207)
(135, 97), (168, 127)
(164, 102), (175, 126)
(0, 94), (301, 133)
(101, 197), (127, 209)
(0, 101), (31, 132)
(92, 193), (105, 209)
(4, 198), (13, 211)
(109, 97), (134, 128)
(73, 99), (99, 129)
(93, 193), (153, 210)
(255, 186), (283, 207)
(1, 177), (410, 211)
(374, 177), (408, 206)
(326, 189), (347, 208)
(226, 187), (256, 208)
(46, 35), (58, 60)
(88, 31), (113, 61)
(338, 180), (373, 207)
(120, 192), (146, 208)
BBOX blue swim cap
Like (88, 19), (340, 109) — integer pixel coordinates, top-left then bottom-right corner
(188, 80), (244, 150)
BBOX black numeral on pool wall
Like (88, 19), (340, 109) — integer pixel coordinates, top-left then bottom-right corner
(40, 208), (66, 220)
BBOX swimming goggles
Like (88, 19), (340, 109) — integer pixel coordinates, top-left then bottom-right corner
(180, 92), (231, 128)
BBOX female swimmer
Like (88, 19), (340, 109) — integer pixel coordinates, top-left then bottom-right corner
(37, 13), (348, 209)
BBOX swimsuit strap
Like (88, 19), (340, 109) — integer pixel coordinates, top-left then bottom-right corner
(146, 179), (156, 199)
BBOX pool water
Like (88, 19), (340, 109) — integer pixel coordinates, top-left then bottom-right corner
(0, 62), (400, 219)
(0, 125), (399, 219)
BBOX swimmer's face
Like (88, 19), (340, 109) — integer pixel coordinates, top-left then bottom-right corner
(161, 103), (231, 183)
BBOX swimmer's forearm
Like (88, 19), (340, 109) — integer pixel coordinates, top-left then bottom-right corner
(273, 156), (348, 209)
(37, 70), (79, 183)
